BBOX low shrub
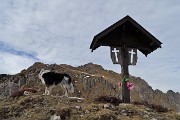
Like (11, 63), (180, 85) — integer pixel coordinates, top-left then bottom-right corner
(95, 95), (122, 106)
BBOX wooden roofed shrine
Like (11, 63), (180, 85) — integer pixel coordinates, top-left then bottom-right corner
(90, 15), (162, 103)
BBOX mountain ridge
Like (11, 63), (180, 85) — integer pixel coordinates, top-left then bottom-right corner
(0, 62), (180, 113)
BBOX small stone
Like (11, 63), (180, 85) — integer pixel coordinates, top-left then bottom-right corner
(121, 110), (126, 113)
(79, 114), (84, 118)
(143, 115), (149, 118)
(103, 104), (115, 110)
(146, 107), (153, 112)
(50, 114), (61, 120)
(85, 110), (90, 114)
(122, 113), (128, 116)
(75, 106), (81, 110)
(150, 118), (157, 120)
(103, 104), (111, 109)
(77, 100), (82, 103)
(121, 110), (128, 116)
(23, 91), (30, 96)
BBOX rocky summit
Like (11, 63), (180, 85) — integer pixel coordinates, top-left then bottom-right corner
(0, 62), (180, 120)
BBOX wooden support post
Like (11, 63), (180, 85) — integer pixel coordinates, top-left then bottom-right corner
(121, 46), (130, 103)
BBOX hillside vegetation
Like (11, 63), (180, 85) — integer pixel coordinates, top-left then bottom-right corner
(0, 62), (179, 120)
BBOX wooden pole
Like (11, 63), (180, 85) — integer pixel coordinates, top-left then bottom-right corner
(121, 46), (130, 103)
(120, 26), (130, 103)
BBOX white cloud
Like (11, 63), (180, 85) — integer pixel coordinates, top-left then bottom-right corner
(0, 51), (35, 74)
(0, 0), (180, 92)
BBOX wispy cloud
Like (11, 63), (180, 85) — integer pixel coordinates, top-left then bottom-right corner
(0, 41), (38, 60)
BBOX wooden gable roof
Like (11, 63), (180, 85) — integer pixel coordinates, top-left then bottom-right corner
(90, 15), (162, 56)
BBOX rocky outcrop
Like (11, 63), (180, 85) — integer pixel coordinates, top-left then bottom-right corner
(0, 62), (179, 112)
(166, 90), (180, 111)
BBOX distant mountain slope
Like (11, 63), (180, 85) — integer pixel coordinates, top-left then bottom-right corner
(0, 62), (179, 112)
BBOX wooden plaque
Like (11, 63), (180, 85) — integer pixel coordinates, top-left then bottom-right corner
(128, 48), (137, 65)
(110, 47), (137, 65)
(110, 47), (121, 64)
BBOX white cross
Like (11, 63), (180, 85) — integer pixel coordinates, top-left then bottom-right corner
(112, 48), (119, 62)
(129, 49), (136, 64)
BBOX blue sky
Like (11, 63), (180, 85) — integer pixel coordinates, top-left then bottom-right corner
(0, 0), (180, 93)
